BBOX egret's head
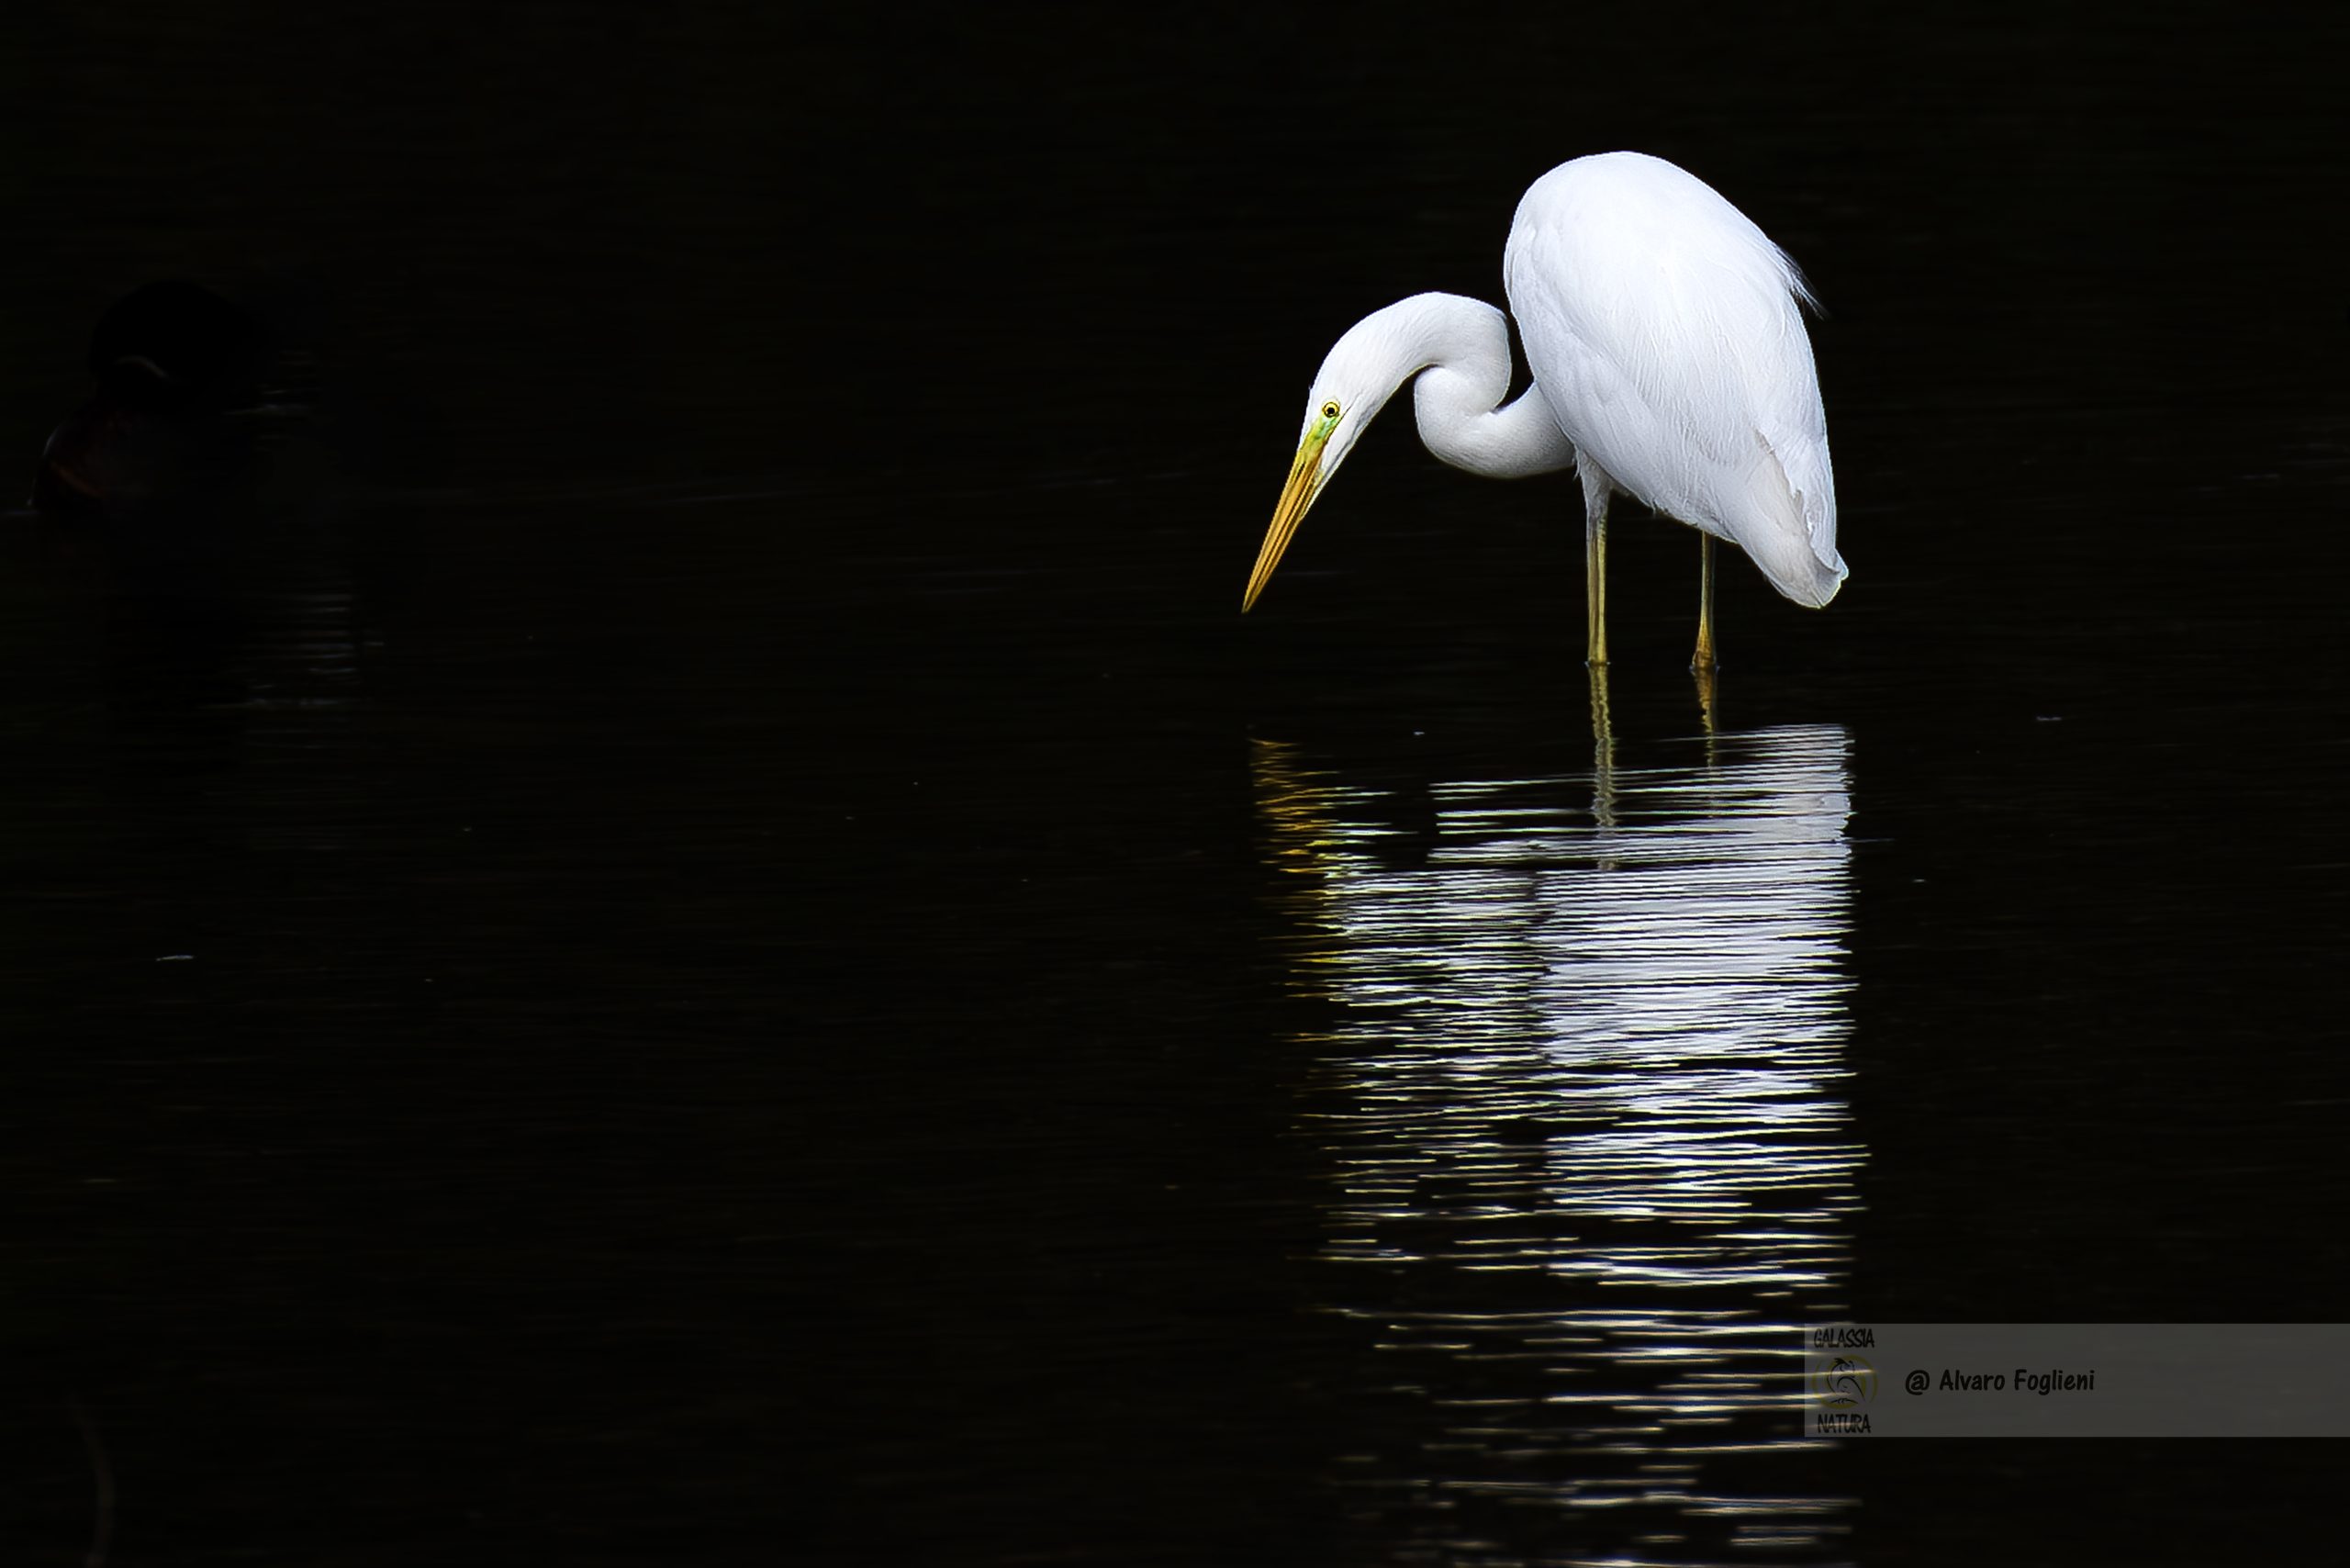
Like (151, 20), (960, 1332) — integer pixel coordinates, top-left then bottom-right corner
(1241, 323), (1413, 612)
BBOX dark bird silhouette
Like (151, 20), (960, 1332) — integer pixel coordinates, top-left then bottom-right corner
(32, 281), (287, 541)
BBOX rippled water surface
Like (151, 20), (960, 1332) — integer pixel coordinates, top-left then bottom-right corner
(1262, 725), (1863, 1556)
(5, 6), (2347, 1564)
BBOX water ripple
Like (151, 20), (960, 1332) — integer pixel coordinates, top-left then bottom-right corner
(1257, 723), (1860, 1564)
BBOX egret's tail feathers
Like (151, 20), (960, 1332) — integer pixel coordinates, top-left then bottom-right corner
(1740, 438), (1845, 609)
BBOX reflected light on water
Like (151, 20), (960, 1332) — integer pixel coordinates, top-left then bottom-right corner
(1256, 725), (1861, 1563)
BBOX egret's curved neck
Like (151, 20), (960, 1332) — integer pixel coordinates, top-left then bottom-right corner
(1349, 293), (1577, 480)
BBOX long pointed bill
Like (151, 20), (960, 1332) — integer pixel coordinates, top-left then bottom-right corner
(1243, 422), (1336, 612)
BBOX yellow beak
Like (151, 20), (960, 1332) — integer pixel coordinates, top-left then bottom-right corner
(1243, 421), (1336, 612)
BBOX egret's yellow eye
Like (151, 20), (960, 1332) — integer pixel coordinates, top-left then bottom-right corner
(1321, 401), (1341, 420)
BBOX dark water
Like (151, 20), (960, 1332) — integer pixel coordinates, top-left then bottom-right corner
(5, 6), (2346, 1563)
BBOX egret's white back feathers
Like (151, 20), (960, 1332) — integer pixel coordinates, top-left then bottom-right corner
(1505, 151), (1844, 606)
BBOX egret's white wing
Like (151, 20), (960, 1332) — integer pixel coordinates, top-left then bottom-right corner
(1505, 153), (1843, 606)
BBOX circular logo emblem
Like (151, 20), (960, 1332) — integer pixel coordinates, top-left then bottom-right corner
(1815, 1356), (1877, 1407)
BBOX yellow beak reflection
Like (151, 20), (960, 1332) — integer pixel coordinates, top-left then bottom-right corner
(1243, 418), (1337, 612)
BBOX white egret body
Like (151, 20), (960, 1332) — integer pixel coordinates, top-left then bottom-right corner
(1244, 151), (1845, 667)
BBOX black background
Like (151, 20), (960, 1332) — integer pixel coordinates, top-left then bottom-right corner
(4, 4), (2346, 1563)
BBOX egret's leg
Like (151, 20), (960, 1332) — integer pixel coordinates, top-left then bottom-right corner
(1583, 507), (1609, 668)
(1589, 662), (1617, 838)
(1692, 532), (1718, 673)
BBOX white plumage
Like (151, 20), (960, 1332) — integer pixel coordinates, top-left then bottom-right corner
(1244, 151), (1846, 663)
(1506, 152), (1843, 608)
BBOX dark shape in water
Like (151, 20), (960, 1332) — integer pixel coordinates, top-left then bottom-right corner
(31, 281), (281, 556)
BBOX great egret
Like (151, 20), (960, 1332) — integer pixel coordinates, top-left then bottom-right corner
(1242, 151), (1845, 669)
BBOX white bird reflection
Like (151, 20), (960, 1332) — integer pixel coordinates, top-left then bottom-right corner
(1255, 724), (1860, 1563)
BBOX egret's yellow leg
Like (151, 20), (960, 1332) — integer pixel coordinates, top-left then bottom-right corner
(1584, 510), (1608, 668)
(1588, 663), (1617, 840)
(1692, 532), (1718, 674)
(1588, 660), (1614, 750)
